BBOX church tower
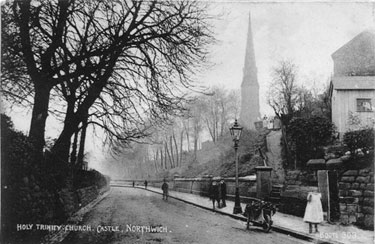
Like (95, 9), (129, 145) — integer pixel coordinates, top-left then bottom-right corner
(239, 13), (260, 129)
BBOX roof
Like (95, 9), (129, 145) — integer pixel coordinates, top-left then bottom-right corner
(332, 30), (375, 59)
(332, 76), (375, 90)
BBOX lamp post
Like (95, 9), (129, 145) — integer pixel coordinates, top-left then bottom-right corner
(230, 119), (243, 214)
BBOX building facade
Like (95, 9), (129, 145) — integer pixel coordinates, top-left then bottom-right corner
(330, 30), (375, 136)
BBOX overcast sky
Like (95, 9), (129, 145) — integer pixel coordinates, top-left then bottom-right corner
(201, 1), (375, 115)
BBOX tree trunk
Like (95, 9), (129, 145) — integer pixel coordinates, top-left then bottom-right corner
(51, 123), (75, 164)
(165, 142), (173, 169)
(154, 150), (159, 172)
(170, 136), (175, 168)
(185, 120), (190, 151)
(172, 132), (179, 167)
(160, 148), (164, 169)
(51, 99), (80, 164)
(194, 137), (198, 160)
(179, 131), (183, 165)
(77, 113), (88, 169)
(29, 84), (52, 159)
(281, 124), (292, 168)
(205, 118), (215, 142)
(70, 129), (79, 164)
(216, 114), (219, 140)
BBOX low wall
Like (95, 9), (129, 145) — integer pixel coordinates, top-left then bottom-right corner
(279, 185), (318, 217)
(338, 167), (374, 229)
(76, 186), (100, 208)
(58, 183), (108, 219)
(2, 173), (110, 244)
(284, 170), (318, 186)
(126, 177), (257, 203)
(278, 170), (318, 217)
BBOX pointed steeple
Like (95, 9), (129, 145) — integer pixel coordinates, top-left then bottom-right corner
(239, 12), (260, 129)
(241, 12), (258, 88)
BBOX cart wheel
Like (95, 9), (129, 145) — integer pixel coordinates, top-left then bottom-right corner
(262, 214), (272, 233)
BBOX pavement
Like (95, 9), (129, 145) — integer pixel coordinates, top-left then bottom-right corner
(111, 183), (374, 244)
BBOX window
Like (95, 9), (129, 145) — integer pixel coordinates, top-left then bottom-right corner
(357, 98), (373, 112)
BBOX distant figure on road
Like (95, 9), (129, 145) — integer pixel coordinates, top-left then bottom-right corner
(303, 191), (323, 233)
(162, 179), (169, 200)
(132, 181), (135, 187)
(217, 181), (222, 208)
(144, 180), (148, 189)
(209, 181), (220, 209)
(220, 180), (227, 208)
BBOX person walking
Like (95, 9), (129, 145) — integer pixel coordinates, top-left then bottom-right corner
(220, 180), (227, 208)
(132, 181), (135, 187)
(144, 180), (148, 189)
(209, 181), (219, 210)
(303, 190), (323, 233)
(161, 179), (169, 201)
(217, 181), (222, 208)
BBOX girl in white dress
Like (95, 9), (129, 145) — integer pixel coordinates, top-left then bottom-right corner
(303, 191), (323, 233)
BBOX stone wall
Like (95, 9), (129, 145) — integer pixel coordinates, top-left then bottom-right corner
(76, 186), (100, 207)
(149, 177), (257, 202)
(277, 170), (318, 217)
(2, 172), (109, 244)
(58, 182), (109, 220)
(279, 185), (319, 217)
(338, 168), (374, 229)
(58, 188), (79, 219)
(284, 170), (318, 186)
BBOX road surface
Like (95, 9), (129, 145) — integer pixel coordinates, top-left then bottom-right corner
(62, 187), (310, 244)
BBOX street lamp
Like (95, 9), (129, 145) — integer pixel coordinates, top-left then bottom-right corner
(230, 119), (243, 214)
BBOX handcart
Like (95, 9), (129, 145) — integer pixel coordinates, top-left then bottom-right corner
(242, 199), (276, 233)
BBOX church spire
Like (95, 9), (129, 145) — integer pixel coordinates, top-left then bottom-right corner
(239, 12), (260, 129)
(241, 12), (257, 87)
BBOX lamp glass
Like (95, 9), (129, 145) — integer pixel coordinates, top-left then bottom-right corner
(230, 119), (243, 141)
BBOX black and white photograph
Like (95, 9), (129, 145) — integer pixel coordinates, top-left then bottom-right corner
(1, 0), (374, 243)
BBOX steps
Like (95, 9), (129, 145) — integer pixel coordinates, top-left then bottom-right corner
(268, 184), (283, 206)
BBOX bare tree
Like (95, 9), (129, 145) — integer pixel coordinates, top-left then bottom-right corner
(226, 89), (241, 124)
(198, 87), (240, 142)
(267, 60), (332, 168)
(3, 0), (213, 162)
(267, 60), (299, 123)
(267, 60), (299, 164)
(187, 97), (205, 159)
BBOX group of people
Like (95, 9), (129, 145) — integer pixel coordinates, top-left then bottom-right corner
(135, 178), (323, 234)
(208, 180), (227, 209)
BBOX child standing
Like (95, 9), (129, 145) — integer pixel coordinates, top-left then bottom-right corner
(303, 191), (324, 233)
